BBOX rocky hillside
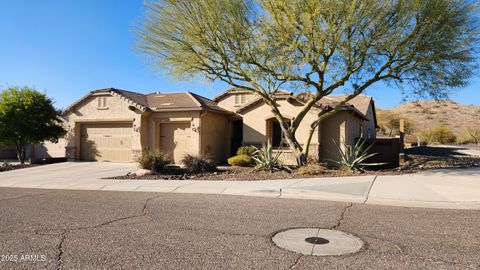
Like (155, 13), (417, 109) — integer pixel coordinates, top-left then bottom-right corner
(380, 100), (480, 141)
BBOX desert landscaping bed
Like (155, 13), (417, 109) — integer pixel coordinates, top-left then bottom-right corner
(403, 146), (480, 170)
(0, 163), (38, 172)
(106, 146), (480, 181)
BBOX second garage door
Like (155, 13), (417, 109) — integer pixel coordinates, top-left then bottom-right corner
(80, 123), (133, 162)
(160, 122), (191, 164)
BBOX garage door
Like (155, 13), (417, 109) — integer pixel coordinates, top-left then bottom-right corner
(80, 123), (132, 162)
(160, 122), (191, 164)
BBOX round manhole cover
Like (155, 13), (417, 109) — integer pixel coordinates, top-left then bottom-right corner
(305, 237), (330, 245)
(272, 228), (363, 256)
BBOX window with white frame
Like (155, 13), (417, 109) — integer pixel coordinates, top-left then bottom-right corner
(234, 94), (246, 105)
(97, 97), (107, 109)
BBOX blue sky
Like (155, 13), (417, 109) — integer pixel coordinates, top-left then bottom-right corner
(1, 0), (479, 110)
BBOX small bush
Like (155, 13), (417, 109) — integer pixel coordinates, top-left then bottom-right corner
(252, 141), (284, 172)
(297, 163), (328, 175)
(421, 126), (456, 144)
(137, 150), (169, 173)
(0, 162), (13, 172)
(462, 126), (480, 145)
(181, 154), (217, 173)
(227, 154), (253, 166)
(456, 133), (475, 145)
(236, 145), (257, 156)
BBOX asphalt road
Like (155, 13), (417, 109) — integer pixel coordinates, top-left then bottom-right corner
(0, 188), (478, 269)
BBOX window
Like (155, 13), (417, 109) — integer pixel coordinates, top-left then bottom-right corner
(234, 94), (246, 105)
(271, 120), (290, 147)
(97, 97), (107, 109)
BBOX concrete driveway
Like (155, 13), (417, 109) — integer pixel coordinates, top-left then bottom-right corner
(0, 162), (136, 189)
(0, 162), (479, 209)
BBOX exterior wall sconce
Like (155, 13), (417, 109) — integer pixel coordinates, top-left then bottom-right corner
(191, 123), (200, 133)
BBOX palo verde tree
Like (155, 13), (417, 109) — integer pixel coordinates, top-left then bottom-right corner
(137, 0), (479, 165)
(0, 86), (66, 164)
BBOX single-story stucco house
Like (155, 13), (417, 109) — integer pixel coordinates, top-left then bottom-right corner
(29, 87), (377, 165)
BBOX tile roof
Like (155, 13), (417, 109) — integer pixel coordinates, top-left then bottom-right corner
(232, 91), (371, 120)
(86, 88), (232, 113)
(322, 94), (373, 116)
(215, 88), (372, 116)
(110, 89), (149, 107)
(146, 92), (199, 109)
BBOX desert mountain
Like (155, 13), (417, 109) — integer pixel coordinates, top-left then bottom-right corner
(379, 100), (480, 141)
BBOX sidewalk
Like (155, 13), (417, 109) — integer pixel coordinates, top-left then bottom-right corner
(0, 162), (479, 209)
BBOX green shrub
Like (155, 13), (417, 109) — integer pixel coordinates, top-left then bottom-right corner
(137, 150), (169, 173)
(227, 154), (253, 166)
(181, 154), (217, 173)
(421, 126), (456, 144)
(236, 145), (257, 156)
(297, 163), (328, 175)
(252, 141), (284, 172)
(330, 138), (383, 171)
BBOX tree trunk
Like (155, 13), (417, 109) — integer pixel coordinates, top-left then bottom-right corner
(278, 122), (306, 166)
(284, 131), (307, 166)
(302, 121), (318, 159)
(16, 144), (26, 164)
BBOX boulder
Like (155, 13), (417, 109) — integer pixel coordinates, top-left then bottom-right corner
(135, 169), (152, 177)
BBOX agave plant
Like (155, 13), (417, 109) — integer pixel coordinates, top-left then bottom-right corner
(330, 138), (384, 171)
(252, 141), (284, 172)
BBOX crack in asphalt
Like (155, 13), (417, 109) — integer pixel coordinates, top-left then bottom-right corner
(1, 195), (162, 235)
(1, 194), (164, 269)
(0, 190), (57, 202)
(420, 255), (475, 268)
(55, 230), (67, 270)
(363, 235), (404, 253)
(332, 203), (353, 229)
(89, 195), (162, 229)
(289, 254), (303, 269)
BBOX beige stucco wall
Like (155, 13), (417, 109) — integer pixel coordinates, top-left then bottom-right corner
(241, 99), (321, 147)
(216, 92), (257, 111)
(362, 104), (376, 139)
(148, 110), (201, 162)
(238, 99), (321, 164)
(319, 111), (364, 165)
(320, 112), (346, 163)
(50, 91), (232, 164)
(32, 139), (67, 159)
(345, 112), (363, 146)
(64, 93), (143, 161)
(200, 111), (231, 162)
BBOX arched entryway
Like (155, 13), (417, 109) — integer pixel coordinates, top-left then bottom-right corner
(265, 117), (291, 147)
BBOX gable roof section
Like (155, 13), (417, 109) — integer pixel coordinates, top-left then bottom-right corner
(323, 95), (372, 116)
(215, 88), (372, 119)
(322, 94), (377, 126)
(64, 88), (232, 114)
(188, 92), (232, 113)
(63, 88), (148, 114)
(213, 87), (292, 102)
(235, 93), (370, 121)
(146, 92), (231, 113)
